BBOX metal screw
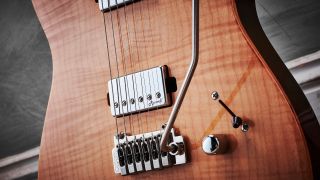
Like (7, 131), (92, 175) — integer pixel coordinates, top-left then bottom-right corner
(156, 92), (161, 98)
(241, 123), (249, 132)
(117, 132), (125, 139)
(114, 102), (119, 108)
(130, 98), (135, 104)
(211, 91), (219, 100)
(138, 96), (143, 102)
(147, 94), (152, 100)
(122, 100), (127, 106)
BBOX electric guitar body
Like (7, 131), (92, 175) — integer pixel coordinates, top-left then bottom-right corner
(32, 0), (320, 179)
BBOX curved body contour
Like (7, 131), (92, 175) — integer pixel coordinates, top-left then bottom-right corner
(32, 0), (318, 179)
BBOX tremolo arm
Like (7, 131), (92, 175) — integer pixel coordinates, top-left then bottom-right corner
(160, 0), (199, 153)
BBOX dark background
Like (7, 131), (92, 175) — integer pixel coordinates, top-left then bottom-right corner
(0, 0), (319, 179)
(0, 0), (51, 159)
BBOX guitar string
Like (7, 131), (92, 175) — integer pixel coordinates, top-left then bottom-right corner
(116, 1), (150, 159)
(133, 0), (159, 146)
(146, 1), (167, 157)
(104, 0), (166, 154)
(130, 0), (151, 135)
(128, 0), (156, 146)
(144, 0), (157, 133)
(153, 0), (167, 134)
(116, 0), (135, 138)
(122, 0), (143, 136)
(100, 0), (120, 146)
(140, 1), (158, 138)
(113, 0), (134, 144)
(111, 0), (162, 142)
(107, 0), (129, 144)
(137, 0), (155, 135)
(145, 0), (165, 132)
(129, 0), (148, 135)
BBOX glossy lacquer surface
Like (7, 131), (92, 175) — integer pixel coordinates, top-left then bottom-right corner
(32, 0), (313, 179)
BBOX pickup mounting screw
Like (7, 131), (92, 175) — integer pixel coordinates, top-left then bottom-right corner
(147, 94), (152, 100)
(156, 92), (161, 98)
(122, 100), (127, 106)
(130, 98), (135, 104)
(114, 102), (119, 108)
(211, 91), (219, 100)
(138, 96), (143, 102)
(117, 132), (125, 139)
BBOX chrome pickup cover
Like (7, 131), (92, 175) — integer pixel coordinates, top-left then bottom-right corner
(108, 66), (171, 117)
(98, 0), (138, 11)
(112, 128), (187, 175)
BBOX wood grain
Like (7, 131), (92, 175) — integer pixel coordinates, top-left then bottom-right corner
(32, 0), (312, 179)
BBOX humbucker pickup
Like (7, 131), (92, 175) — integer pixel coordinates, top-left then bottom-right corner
(107, 66), (176, 117)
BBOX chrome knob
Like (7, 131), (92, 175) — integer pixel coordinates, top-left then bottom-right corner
(202, 135), (227, 155)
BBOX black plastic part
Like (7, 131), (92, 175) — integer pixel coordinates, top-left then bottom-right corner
(218, 99), (236, 117)
(142, 143), (149, 162)
(151, 141), (158, 159)
(107, 93), (110, 106)
(232, 116), (243, 129)
(217, 99), (243, 128)
(118, 148), (125, 167)
(133, 144), (141, 162)
(165, 77), (177, 93)
(126, 146), (133, 164)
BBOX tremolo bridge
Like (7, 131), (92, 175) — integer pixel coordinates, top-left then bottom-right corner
(112, 127), (187, 175)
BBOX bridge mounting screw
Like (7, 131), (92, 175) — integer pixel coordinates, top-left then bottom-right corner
(138, 96), (143, 102)
(147, 94), (152, 100)
(211, 91), (219, 100)
(130, 98), (135, 104)
(117, 132), (125, 139)
(114, 102), (119, 108)
(122, 100), (127, 106)
(156, 92), (161, 98)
